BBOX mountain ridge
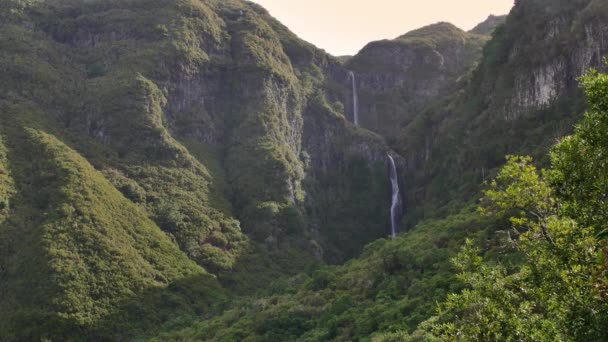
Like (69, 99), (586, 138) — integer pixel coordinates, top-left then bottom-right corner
(1, 0), (606, 340)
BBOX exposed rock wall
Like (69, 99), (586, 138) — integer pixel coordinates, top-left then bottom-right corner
(345, 23), (492, 138)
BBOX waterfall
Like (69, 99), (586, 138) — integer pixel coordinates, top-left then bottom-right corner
(348, 71), (359, 126)
(387, 154), (401, 238)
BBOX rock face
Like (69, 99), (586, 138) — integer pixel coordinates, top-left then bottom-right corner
(0, 0), (400, 274)
(395, 0), (608, 223)
(3, 0), (608, 339)
(345, 22), (493, 139)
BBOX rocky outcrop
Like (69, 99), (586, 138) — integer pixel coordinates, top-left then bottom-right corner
(344, 22), (491, 138)
(503, 3), (608, 118)
(394, 0), (608, 224)
(3, 0), (403, 264)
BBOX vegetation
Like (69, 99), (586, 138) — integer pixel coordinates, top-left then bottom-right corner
(151, 57), (608, 342)
(149, 208), (501, 341)
(0, 0), (393, 338)
(394, 0), (601, 227)
(1, 0), (607, 340)
(0, 126), (225, 340)
(426, 68), (608, 341)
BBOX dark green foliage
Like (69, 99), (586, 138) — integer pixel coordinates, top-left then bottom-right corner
(102, 168), (146, 203)
(549, 68), (608, 230)
(3, 0), (606, 341)
(150, 208), (501, 341)
(0, 0), (401, 339)
(0, 126), (224, 340)
(299, 94), (396, 261)
(392, 0), (600, 226)
(422, 68), (608, 341)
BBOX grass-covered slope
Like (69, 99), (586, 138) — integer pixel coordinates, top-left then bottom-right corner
(0, 122), (226, 340)
(0, 0), (250, 273)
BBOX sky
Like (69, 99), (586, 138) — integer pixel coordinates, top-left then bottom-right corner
(249, 0), (514, 56)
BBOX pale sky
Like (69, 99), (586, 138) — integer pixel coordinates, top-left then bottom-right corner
(249, 0), (514, 56)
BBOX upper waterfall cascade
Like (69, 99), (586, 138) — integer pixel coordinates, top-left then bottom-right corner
(348, 71), (359, 126)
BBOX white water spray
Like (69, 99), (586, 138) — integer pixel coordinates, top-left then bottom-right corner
(387, 154), (401, 238)
(348, 71), (359, 126)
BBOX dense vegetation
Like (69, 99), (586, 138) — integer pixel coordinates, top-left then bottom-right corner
(1, 0), (608, 340)
(396, 0), (606, 226)
(0, 0), (392, 338)
(423, 67), (608, 341)
(152, 65), (608, 342)
(149, 208), (501, 341)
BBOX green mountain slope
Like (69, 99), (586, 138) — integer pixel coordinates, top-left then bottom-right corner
(346, 22), (492, 139)
(149, 208), (504, 341)
(0, 122), (225, 340)
(397, 0), (608, 225)
(2, 0), (607, 340)
(0, 0), (400, 338)
(148, 1), (608, 340)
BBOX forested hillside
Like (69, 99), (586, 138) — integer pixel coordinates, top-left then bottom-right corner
(395, 0), (608, 225)
(1, 0), (607, 341)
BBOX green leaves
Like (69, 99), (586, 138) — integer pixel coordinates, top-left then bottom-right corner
(579, 67), (608, 113)
(483, 155), (555, 218)
(549, 66), (608, 231)
(429, 68), (608, 341)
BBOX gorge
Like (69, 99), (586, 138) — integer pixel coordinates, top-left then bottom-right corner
(1, 0), (608, 340)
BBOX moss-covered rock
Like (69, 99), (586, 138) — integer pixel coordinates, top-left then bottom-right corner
(395, 0), (608, 225)
(345, 22), (492, 139)
(0, 0), (403, 338)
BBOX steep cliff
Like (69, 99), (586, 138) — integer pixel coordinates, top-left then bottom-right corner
(0, 0), (402, 338)
(150, 1), (608, 340)
(397, 0), (608, 224)
(345, 22), (493, 139)
(4, 0), (606, 340)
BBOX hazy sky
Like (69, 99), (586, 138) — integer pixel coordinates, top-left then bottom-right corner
(249, 0), (514, 56)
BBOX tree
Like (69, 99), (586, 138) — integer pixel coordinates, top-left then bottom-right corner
(429, 67), (608, 341)
(549, 68), (608, 231)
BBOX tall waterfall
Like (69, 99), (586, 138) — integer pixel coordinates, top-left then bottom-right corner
(348, 71), (359, 126)
(387, 154), (401, 238)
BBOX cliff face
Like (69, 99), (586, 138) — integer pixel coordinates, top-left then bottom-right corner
(344, 22), (493, 139)
(396, 0), (608, 223)
(504, 1), (607, 116)
(0, 0), (406, 318)
(3, 0), (607, 339)
(0, 0), (405, 337)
